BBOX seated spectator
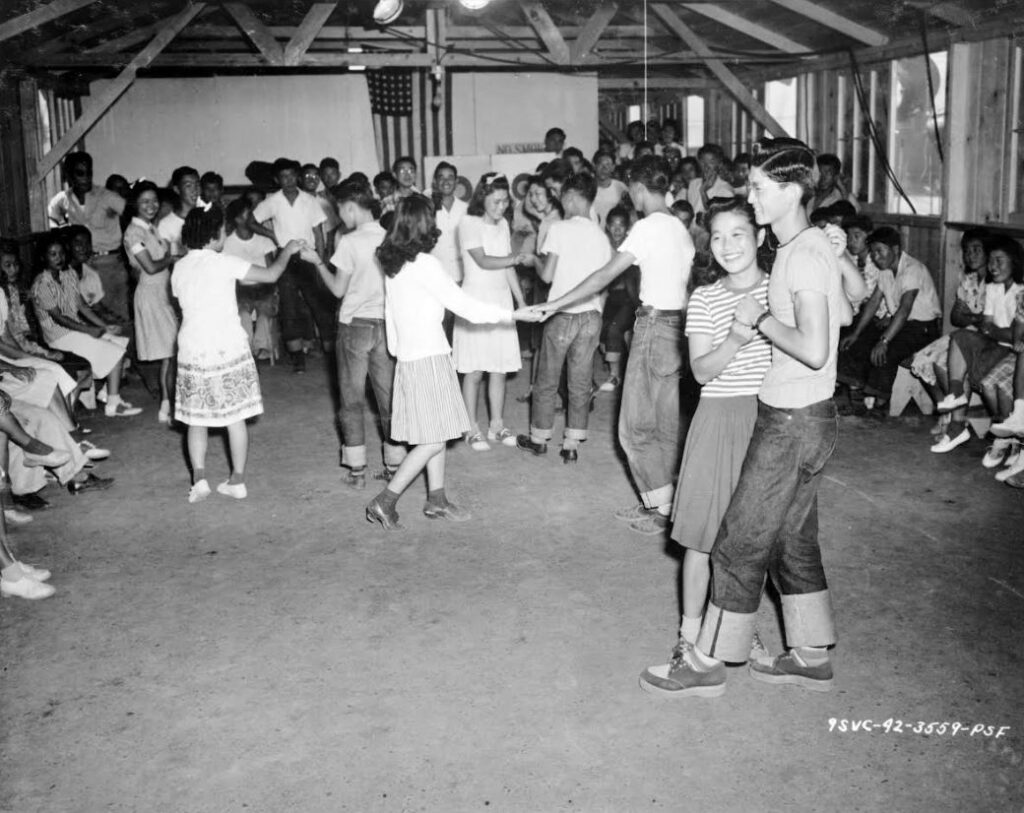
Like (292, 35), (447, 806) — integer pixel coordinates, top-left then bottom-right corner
(731, 152), (751, 197)
(910, 228), (990, 431)
(805, 153), (859, 215)
(30, 234), (140, 418)
(837, 226), (942, 412)
(654, 118), (684, 158)
(986, 293), (1024, 485)
(932, 236), (1024, 455)
(617, 120), (645, 163)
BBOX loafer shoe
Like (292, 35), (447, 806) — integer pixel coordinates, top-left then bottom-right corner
(423, 501), (472, 522)
(516, 434), (547, 455)
(79, 441), (110, 461)
(982, 438), (1015, 468)
(217, 481), (247, 500)
(68, 473), (115, 494)
(995, 451), (1024, 483)
(0, 574), (55, 600)
(748, 649), (834, 692)
(935, 393), (969, 413)
(23, 448), (71, 468)
(991, 413), (1024, 438)
(930, 428), (970, 453)
(4, 508), (32, 525)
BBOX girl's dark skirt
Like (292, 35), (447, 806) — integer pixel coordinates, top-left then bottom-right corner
(671, 394), (758, 553)
(391, 353), (472, 445)
(953, 329), (1013, 387)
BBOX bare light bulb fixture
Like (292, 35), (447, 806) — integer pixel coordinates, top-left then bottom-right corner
(373, 0), (403, 25)
(459, 0), (491, 9)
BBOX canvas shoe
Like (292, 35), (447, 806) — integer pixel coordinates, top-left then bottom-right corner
(464, 431), (490, 452)
(487, 427), (518, 447)
(217, 481), (248, 500)
(748, 649), (834, 692)
(930, 427), (970, 453)
(982, 437), (1016, 468)
(935, 392), (969, 412)
(104, 398), (142, 417)
(0, 573), (55, 600)
(14, 562), (50, 582)
(614, 504), (652, 522)
(630, 512), (670, 535)
(639, 640), (726, 698)
(991, 412), (1024, 438)
(995, 449), (1024, 483)
(188, 479), (211, 504)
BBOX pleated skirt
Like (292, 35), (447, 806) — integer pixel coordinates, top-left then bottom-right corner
(391, 353), (472, 445)
(671, 394), (758, 553)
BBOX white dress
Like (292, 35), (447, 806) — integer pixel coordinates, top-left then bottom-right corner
(171, 249), (262, 427)
(452, 216), (521, 373)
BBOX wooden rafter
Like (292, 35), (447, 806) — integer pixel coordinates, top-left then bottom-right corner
(283, 3), (336, 67)
(519, 1), (570, 64)
(0, 0), (98, 45)
(86, 7), (212, 55)
(681, 3), (808, 53)
(906, 0), (975, 26)
(765, 0), (888, 47)
(651, 3), (788, 137)
(32, 3), (206, 185)
(35, 14), (125, 55)
(570, 1), (618, 64)
(224, 2), (284, 66)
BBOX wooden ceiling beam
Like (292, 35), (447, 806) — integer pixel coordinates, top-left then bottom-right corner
(905, 1), (975, 27)
(599, 77), (716, 90)
(86, 7), (213, 55)
(651, 3), (788, 137)
(32, 2), (206, 185)
(283, 3), (337, 66)
(571, 1), (618, 64)
(223, 2), (284, 66)
(680, 3), (808, 53)
(0, 0), (98, 45)
(519, 1), (571, 64)
(765, 0), (888, 47)
(35, 15), (126, 55)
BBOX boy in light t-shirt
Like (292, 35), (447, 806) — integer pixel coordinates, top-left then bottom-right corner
(531, 156), (695, 534)
(516, 173), (611, 463)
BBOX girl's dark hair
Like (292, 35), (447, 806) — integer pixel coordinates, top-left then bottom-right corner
(627, 155), (671, 195)
(376, 194), (441, 278)
(691, 198), (761, 288)
(182, 205), (225, 250)
(467, 172), (512, 220)
(36, 231), (68, 275)
(750, 137), (817, 203)
(334, 179), (377, 211)
(988, 235), (1024, 284)
(961, 227), (991, 252)
(129, 179), (160, 213)
(540, 158), (573, 188)
(224, 197), (251, 232)
(867, 225), (901, 249)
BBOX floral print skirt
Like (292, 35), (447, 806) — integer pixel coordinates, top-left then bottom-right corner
(175, 343), (263, 427)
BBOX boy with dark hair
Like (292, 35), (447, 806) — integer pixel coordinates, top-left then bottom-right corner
(200, 171), (224, 208)
(517, 173), (610, 463)
(544, 127), (566, 154)
(687, 144), (734, 217)
(314, 180), (405, 486)
(806, 153), (859, 214)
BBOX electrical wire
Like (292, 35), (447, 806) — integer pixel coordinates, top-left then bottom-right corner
(919, 9), (945, 164)
(643, 0), (649, 123)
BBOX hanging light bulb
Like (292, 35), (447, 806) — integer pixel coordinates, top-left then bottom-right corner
(459, 0), (491, 9)
(373, 0), (403, 25)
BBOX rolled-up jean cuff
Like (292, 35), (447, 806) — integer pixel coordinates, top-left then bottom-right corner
(641, 484), (674, 510)
(341, 445), (367, 469)
(605, 351), (621, 362)
(698, 603), (758, 663)
(781, 590), (837, 648)
(564, 427), (588, 441)
(529, 425), (554, 442)
(383, 442), (406, 468)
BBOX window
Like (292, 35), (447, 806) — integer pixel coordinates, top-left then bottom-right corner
(764, 77), (797, 139)
(684, 95), (704, 152)
(887, 50), (947, 215)
(627, 104), (642, 126)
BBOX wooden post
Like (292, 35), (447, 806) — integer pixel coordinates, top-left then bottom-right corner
(18, 78), (46, 232)
(651, 4), (788, 138)
(31, 3), (206, 185)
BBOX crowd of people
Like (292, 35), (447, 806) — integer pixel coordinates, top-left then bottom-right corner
(1, 120), (1019, 706)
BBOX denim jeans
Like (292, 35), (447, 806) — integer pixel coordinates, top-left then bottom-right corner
(279, 255), (339, 347)
(336, 319), (405, 470)
(530, 311), (602, 441)
(617, 307), (687, 508)
(697, 399), (839, 662)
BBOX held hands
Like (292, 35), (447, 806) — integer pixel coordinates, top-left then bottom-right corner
(822, 224), (848, 257)
(512, 307), (546, 323)
(734, 294), (765, 326)
(283, 239), (308, 258)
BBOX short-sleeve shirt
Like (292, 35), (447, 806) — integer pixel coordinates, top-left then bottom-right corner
(686, 277), (772, 397)
(47, 187), (126, 252)
(540, 216), (611, 314)
(31, 268), (83, 344)
(956, 270), (985, 314)
(876, 253), (942, 322)
(686, 177), (736, 215)
(330, 220), (387, 323)
(253, 190), (326, 245)
(432, 197), (469, 283)
(171, 249), (251, 354)
(223, 232), (276, 268)
(123, 217), (169, 274)
(593, 180), (628, 227)
(157, 212), (186, 254)
(984, 281), (1024, 332)
(618, 211), (694, 310)
(759, 228), (844, 408)
(78, 264), (105, 306)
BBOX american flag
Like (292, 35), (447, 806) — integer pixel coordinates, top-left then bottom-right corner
(367, 68), (453, 179)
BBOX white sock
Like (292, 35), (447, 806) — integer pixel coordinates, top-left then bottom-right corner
(1013, 399), (1024, 419)
(680, 615), (701, 644)
(656, 504), (671, 517)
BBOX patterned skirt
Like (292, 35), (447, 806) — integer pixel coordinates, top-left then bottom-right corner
(391, 353), (472, 445)
(175, 347), (263, 427)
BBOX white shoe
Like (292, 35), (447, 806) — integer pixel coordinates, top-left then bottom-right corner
(104, 398), (142, 417)
(11, 561), (50, 581)
(935, 393), (969, 413)
(79, 440), (110, 461)
(23, 448), (71, 468)
(4, 508), (33, 525)
(217, 481), (247, 500)
(930, 428), (970, 453)
(990, 413), (1024, 438)
(0, 573), (55, 599)
(995, 450), (1024, 482)
(982, 437), (1015, 468)
(598, 377), (620, 393)
(188, 479), (211, 504)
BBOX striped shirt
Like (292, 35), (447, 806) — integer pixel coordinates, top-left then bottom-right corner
(31, 268), (84, 345)
(685, 277), (772, 398)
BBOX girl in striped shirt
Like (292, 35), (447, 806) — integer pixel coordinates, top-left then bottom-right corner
(646, 198), (772, 674)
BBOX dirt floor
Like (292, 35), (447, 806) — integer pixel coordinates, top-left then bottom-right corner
(1, 356), (1022, 813)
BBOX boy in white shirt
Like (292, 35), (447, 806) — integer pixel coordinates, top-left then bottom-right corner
(686, 144), (736, 219)
(253, 157), (334, 372)
(530, 156), (695, 534)
(516, 174), (611, 463)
